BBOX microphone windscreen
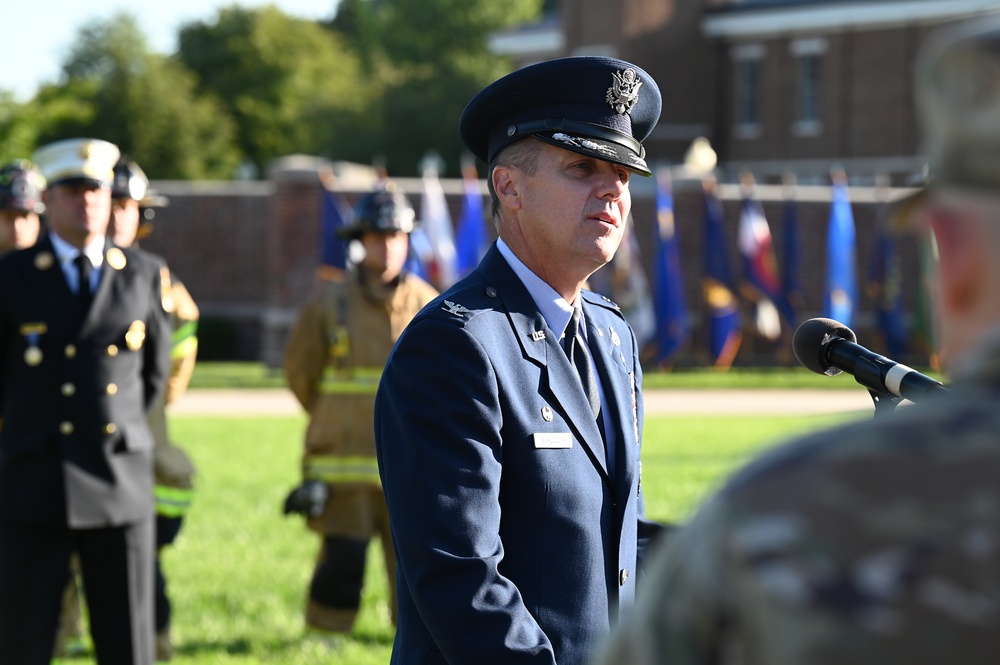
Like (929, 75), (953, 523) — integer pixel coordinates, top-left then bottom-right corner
(793, 318), (857, 376)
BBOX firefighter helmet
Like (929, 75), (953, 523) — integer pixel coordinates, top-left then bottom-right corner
(0, 160), (45, 214)
(338, 185), (417, 239)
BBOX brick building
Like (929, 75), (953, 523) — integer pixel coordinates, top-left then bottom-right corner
(492, 0), (999, 184)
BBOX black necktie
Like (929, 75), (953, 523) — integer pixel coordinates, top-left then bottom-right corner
(75, 253), (93, 313)
(564, 307), (601, 421)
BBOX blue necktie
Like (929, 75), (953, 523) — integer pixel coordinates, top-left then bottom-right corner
(564, 308), (601, 421)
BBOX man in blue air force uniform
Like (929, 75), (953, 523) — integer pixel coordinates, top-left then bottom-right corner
(0, 137), (171, 664)
(375, 57), (666, 664)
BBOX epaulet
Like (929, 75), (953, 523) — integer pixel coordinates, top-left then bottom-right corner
(581, 289), (624, 317)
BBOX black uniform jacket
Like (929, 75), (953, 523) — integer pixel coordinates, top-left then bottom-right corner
(0, 234), (172, 528)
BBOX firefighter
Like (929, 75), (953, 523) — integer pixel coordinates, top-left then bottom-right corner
(54, 156), (199, 661)
(0, 159), (44, 255)
(282, 183), (438, 637)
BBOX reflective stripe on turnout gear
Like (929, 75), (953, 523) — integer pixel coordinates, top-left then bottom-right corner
(171, 321), (198, 360)
(155, 484), (194, 517)
(305, 455), (381, 485)
(317, 366), (383, 395)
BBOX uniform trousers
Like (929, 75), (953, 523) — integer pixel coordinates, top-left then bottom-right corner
(0, 517), (155, 664)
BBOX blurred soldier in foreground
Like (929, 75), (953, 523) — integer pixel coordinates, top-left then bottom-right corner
(283, 185), (437, 637)
(0, 159), (45, 255)
(0, 138), (171, 663)
(593, 16), (1000, 665)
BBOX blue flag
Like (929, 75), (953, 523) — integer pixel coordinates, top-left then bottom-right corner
(455, 164), (488, 278)
(824, 176), (857, 327)
(652, 170), (688, 365)
(318, 186), (350, 281)
(702, 182), (742, 368)
(868, 197), (907, 358)
(780, 194), (801, 327)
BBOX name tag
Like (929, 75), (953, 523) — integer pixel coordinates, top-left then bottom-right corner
(533, 433), (572, 449)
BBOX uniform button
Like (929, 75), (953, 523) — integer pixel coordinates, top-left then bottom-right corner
(104, 423), (117, 435)
(619, 569), (629, 586)
(61, 383), (76, 396)
(486, 286), (497, 298)
(60, 421), (74, 435)
(65, 345), (77, 358)
(106, 383), (118, 395)
(107, 345), (119, 357)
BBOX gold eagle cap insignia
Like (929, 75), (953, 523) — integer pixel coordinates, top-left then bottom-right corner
(442, 300), (471, 317)
(606, 68), (642, 116)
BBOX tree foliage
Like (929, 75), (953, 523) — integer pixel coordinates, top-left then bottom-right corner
(1, 1), (547, 178)
(1, 14), (241, 179)
(177, 6), (373, 175)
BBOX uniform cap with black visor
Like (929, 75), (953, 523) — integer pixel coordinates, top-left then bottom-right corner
(459, 56), (661, 177)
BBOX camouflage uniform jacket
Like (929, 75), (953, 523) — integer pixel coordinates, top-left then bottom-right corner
(594, 330), (1000, 665)
(283, 270), (437, 485)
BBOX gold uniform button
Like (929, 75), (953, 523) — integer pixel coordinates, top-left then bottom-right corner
(106, 383), (118, 395)
(619, 569), (629, 586)
(104, 423), (117, 435)
(60, 421), (74, 435)
(65, 345), (77, 358)
(61, 383), (76, 397)
(107, 345), (119, 357)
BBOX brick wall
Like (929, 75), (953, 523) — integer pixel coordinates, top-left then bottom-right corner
(137, 157), (928, 370)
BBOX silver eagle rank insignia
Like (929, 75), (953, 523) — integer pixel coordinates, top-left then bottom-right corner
(442, 300), (472, 317)
(606, 68), (642, 116)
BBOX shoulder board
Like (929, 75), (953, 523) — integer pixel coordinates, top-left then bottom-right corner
(581, 289), (624, 316)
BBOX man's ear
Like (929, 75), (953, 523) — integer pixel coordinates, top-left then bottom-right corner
(492, 165), (521, 210)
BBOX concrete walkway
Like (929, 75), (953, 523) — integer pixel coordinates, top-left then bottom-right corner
(171, 388), (879, 416)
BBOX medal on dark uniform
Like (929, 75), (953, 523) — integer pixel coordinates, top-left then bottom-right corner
(24, 346), (42, 366)
(20, 322), (47, 367)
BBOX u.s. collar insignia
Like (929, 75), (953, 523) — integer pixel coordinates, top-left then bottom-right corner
(107, 248), (127, 270)
(442, 300), (471, 317)
(606, 68), (642, 116)
(34, 251), (54, 270)
(530, 330), (546, 342)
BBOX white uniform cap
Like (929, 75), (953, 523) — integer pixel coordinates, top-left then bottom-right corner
(32, 138), (121, 188)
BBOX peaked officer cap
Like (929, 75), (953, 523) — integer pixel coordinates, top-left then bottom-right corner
(33, 138), (120, 189)
(460, 56), (661, 176)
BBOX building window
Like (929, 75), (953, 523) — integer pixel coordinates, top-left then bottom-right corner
(732, 43), (765, 140)
(791, 38), (826, 137)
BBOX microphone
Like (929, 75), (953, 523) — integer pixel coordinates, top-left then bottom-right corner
(793, 317), (947, 402)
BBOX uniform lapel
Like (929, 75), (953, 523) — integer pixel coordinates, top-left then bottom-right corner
(583, 300), (637, 494)
(479, 246), (610, 479)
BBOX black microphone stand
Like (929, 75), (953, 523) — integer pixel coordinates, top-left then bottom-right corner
(850, 354), (902, 418)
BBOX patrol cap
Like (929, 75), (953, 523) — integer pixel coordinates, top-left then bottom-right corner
(894, 13), (1000, 225)
(32, 138), (120, 189)
(338, 184), (417, 240)
(0, 160), (46, 214)
(459, 56), (661, 177)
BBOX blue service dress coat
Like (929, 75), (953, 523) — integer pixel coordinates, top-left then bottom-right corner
(375, 243), (663, 665)
(0, 234), (172, 528)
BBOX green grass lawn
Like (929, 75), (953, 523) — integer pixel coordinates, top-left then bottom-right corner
(61, 406), (866, 664)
